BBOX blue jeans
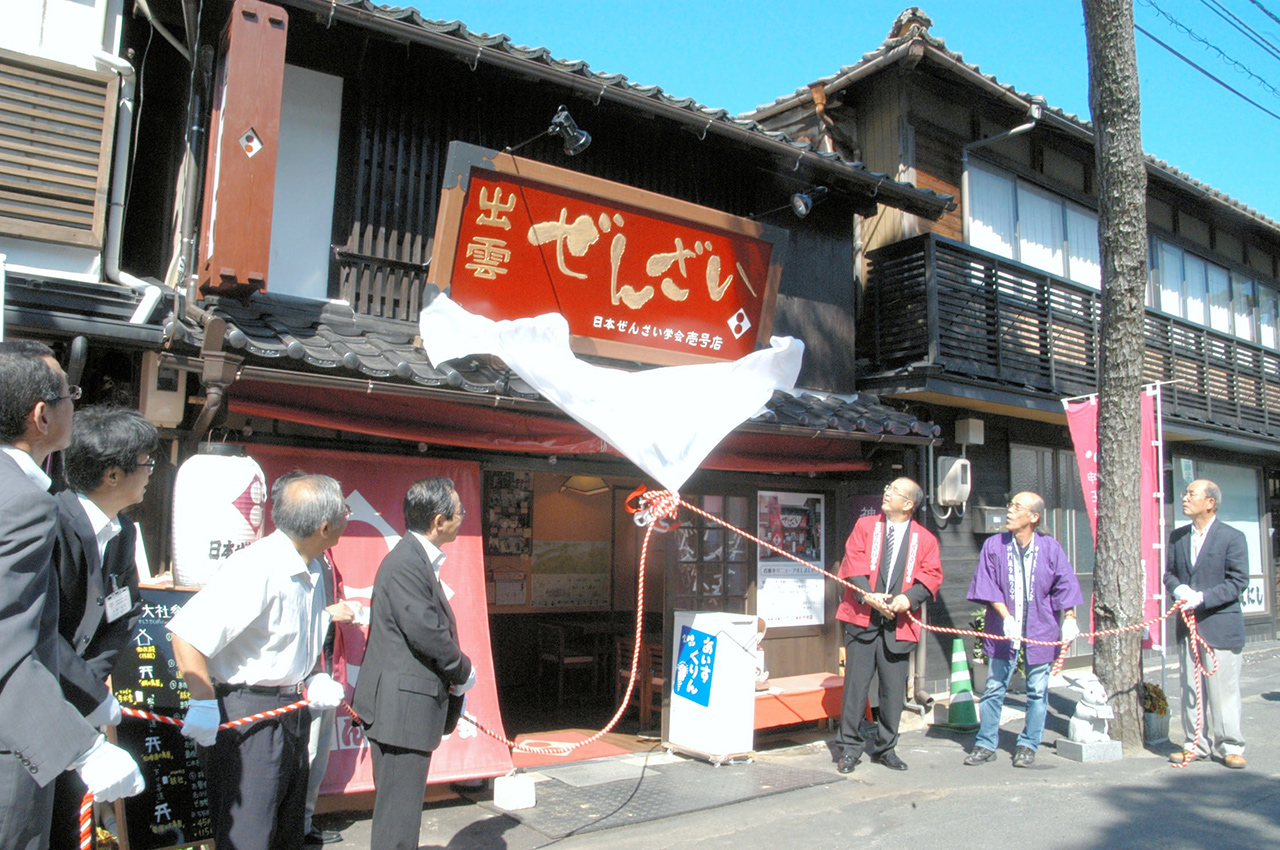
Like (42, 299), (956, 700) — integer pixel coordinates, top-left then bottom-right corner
(974, 656), (1051, 751)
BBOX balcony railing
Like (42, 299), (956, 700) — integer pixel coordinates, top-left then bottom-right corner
(862, 233), (1280, 440)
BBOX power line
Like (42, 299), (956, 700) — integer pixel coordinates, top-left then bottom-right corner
(1246, 0), (1280, 29)
(1135, 23), (1280, 122)
(1199, 0), (1280, 63)
(1139, 0), (1280, 98)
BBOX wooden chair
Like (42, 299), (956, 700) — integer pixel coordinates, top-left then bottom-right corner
(615, 637), (666, 730)
(537, 622), (599, 708)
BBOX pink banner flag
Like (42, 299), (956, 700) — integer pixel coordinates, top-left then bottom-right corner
(249, 445), (514, 794)
(1063, 391), (1162, 648)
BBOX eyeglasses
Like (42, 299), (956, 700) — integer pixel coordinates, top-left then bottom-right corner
(52, 385), (82, 403)
(454, 507), (467, 520)
(1007, 502), (1036, 514)
(136, 458), (156, 470)
(883, 483), (910, 501)
(340, 505), (353, 519)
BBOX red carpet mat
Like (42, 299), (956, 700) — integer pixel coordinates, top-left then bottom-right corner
(511, 729), (638, 769)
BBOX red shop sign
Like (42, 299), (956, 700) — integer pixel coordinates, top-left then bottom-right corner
(428, 142), (787, 365)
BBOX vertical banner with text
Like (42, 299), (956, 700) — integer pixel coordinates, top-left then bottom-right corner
(248, 445), (513, 793)
(1063, 389), (1162, 648)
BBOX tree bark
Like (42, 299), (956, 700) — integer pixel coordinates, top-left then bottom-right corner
(1082, 0), (1148, 750)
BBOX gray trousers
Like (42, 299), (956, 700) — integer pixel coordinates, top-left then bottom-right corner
(1179, 639), (1245, 758)
(304, 707), (335, 833)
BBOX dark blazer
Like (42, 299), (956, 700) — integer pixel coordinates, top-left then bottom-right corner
(0, 453), (98, 785)
(54, 491), (145, 713)
(1164, 518), (1249, 649)
(352, 535), (472, 753)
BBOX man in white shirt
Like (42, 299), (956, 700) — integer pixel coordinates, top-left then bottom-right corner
(168, 473), (348, 850)
(50, 406), (158, 850)
(1164, 479), (1249, 768)
(0, 341), (144, 850)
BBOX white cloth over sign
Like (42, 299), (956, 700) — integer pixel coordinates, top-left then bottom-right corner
(419, 295), (804, 494)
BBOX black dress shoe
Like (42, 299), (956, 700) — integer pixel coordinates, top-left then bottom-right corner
(836, 753), (859, 774)
(304, 828), (343, 845)
(871, 751), (908, 771)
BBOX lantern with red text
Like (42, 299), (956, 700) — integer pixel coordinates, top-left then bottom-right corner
(171, 444), (267, 587)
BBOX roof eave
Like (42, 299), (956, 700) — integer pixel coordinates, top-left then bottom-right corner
(281, 0), (953, 220)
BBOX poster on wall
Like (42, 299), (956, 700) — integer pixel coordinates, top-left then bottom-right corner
(756, 491), (825, 627)
(530, 540), (610, 608)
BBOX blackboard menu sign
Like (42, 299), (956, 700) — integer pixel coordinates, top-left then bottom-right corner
(111, 587), (212, 850)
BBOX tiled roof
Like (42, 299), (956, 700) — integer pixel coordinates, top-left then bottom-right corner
(744, 7), (1279, 232)
(282, 0), (953, 217)
(182, 291), (938, 440)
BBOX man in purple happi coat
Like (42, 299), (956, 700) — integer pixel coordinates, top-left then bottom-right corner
(963, 491), (1083, 768)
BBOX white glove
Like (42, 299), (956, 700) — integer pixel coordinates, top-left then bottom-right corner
(1172, 583), (1192, 602)
(1001, 615), (1021, 640)
(305, 673), (345, 710)
(449, 667), (477, 696)
(1182, 588), (1204, 609)
(180, 698), (221, 747)
(1060, 617), (1080, 643)
(85, 694), (123, 728)
(73, 736), (145, 802)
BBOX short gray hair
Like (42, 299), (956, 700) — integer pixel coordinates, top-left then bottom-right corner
(272, 473), (345, 539)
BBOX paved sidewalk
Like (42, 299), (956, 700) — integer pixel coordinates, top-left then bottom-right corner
(316, 641), (1280, 850)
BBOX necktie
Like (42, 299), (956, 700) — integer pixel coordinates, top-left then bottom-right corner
(881, 524), (896, 590)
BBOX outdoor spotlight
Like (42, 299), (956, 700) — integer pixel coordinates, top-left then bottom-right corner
(549, 105), (591, 155)
(504, 105), (592, 156)
(790, 186), (830, 218)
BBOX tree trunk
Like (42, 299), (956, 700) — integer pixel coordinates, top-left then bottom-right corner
(1082, 0), (1148, 750)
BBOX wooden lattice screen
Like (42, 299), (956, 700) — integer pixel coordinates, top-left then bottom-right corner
(0, 48), (119, 248)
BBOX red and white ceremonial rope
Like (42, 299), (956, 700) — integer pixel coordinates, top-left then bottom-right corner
(84, 700), (314, 848)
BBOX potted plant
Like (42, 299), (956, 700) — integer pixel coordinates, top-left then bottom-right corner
(1141, 681), (1170, 744)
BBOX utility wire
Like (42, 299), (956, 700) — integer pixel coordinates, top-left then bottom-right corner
(1139, 0), (1280, 97)
(1135, 23), (1280, 122)
(1199, 0), (1280, 63)
(1246, 0), (1280, 29)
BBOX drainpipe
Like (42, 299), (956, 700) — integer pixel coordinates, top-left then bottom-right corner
(94, 51), (164, 324)
(960, 95), (1046, 245)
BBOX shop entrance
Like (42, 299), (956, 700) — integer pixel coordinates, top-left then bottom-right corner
(484, 468), (666, 752)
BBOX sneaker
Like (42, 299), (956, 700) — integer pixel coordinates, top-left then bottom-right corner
(1011, 745), (1036, 768)
(963, 746), (997, 766)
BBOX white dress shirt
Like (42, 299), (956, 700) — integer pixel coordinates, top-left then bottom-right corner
(1, 445), (50, 491)
(75, 493), (121, 565)
(1190, 516), (1216, 565)
(167, 530), (329, 687)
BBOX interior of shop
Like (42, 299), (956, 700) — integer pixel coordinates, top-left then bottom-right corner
(484, 468), (671, 738)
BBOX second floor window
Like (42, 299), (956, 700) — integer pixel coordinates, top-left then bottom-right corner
(1149, 237), (1279, 350)
(967, 161), (1101, 289)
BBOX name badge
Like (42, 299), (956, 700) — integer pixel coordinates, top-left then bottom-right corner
(104, 586), (132, 623)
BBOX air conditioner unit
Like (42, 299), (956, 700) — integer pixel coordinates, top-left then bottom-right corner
(936, 456), (971, 506)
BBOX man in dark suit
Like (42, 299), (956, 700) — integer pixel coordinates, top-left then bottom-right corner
(0, 342), (143, 850)
(832, 477), (943, 774)
(1164, 478), (1249, 769)
(353, 478), (475, 850)
(49, 406), (157, 850)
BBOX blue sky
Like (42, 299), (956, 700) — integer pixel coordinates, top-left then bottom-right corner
(419, 0), (1280, 220)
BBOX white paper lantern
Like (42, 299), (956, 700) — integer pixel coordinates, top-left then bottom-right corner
(171, 444), (267, 588)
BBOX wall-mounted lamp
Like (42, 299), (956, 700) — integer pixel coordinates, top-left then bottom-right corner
(789, 186), (830, 218)
(505, 105), (592, 157)
(560, 474), (609, 496)
(750, 185), (831, 220)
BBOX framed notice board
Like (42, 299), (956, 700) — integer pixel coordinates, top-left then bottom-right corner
(111, 587), (212, 850)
